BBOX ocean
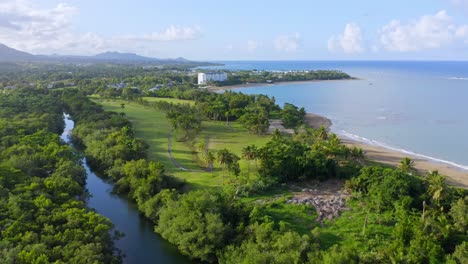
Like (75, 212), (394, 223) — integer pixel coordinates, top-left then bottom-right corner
(201, 61), (468, 171)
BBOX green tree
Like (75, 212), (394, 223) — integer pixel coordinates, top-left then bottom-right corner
(399, 157), (415, 174)
(241, 145), (258, 173)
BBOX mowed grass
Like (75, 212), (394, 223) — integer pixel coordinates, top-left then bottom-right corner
(194, 120), (271, 174)
(142, 97), (195, 106)
(91, 97), (271, 188)
(90, 98), (196, 170)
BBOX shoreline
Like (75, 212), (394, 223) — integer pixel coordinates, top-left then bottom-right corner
(206, 77), (360, 92)
(305, 113), (468, 189)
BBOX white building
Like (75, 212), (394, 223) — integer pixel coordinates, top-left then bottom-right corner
(198, 72), (228, 85)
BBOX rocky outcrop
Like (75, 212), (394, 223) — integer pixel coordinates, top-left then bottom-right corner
(287, 189), (348, 222)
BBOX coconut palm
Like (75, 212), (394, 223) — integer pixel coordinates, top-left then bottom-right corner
(426, 170), (449, 206)
(204, 150), (216, 172)
(350, 147), (365, 163)
(196, 142), (206, 154)
(217, 149), (232, 184)
(242, 145), (258, 173)
(399, 157), (415, 174)
(315, 126), (329, 141)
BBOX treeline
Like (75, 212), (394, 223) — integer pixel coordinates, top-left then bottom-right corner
(133, 88), (305, 135)
(216, 70), (351, 86)
(0, 62), (213, 84)
(0, 88), (120, 263)
(0, 62), (200, 90)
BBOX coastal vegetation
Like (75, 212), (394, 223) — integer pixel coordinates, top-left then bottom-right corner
(0, 64), (467, 264)
(213, 69), (351, 86)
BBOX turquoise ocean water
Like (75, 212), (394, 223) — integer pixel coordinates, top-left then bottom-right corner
(202, 61), (468, 171)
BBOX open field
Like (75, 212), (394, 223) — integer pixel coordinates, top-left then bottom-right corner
(90, 97), (403, 247)
(142, 96), (195, 106)
(91, 97), (270, 188)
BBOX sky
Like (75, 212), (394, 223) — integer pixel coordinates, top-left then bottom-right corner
(1, 0), (468, 60)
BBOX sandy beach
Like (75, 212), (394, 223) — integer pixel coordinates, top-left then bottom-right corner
(304, 114), (468, 189)
(206, 78), (359, 92)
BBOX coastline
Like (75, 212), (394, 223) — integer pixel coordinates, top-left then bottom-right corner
(206, 77), (360, 92)
(305, 113), (468, 189)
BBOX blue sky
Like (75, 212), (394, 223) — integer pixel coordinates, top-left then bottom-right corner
(1, 0), (468, 60)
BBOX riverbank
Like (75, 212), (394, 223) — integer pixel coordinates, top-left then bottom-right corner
(206, 77), (359, 92)
(304, 113), (468, 189)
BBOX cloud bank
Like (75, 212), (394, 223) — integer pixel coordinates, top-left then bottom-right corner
(0, 0), (201, 55)
(328, 10), (468, 55)
(377, 10), (468, 52)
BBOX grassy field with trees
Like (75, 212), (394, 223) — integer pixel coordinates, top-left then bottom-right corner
(90, 97), (270, 188)
(1, 63), (467, 264)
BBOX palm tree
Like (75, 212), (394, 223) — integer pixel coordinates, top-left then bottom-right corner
(196, 142), (206, 155)
(399, 157), (415, 174)
(350, 147), (365, 163)
(426, 170), (449, 206)
(217, 149), (232, 184)
(315, 126), (329, 141)
(204, 150), (216, 172)
(242, 145), (258, 173)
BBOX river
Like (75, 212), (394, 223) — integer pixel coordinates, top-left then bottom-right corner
(60, 114), (191, 264)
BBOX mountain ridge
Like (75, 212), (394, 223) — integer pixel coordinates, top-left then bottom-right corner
(0, 43), (193, 64)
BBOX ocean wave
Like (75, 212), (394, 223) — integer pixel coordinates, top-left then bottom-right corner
(447, 77), (468, 80)
(337, 130), (468, 172)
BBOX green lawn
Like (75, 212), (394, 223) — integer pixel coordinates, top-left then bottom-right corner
(91, 97), (271, 188)
(142, 97), (195, 106)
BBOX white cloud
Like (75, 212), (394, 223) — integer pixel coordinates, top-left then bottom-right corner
(0, 0), (201, 55)
(328, 23), (364, 53)
(275, 33), (301, 52)
(125, 25), (201, 42)
(378, 10), (468, 52)
(247, 40), (259, 52)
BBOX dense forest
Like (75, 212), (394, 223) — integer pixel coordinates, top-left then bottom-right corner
(0, 64), (467, 263)
(0, 88), (120, 263)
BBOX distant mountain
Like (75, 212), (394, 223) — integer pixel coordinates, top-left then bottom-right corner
(0, 43), (208, 65)
(93, 51), (156, 61)
(92, 52), (192, 63)
(0, 43), (35, 61)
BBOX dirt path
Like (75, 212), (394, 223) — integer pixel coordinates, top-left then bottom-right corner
(167, 130), (189, 171)
(205, 136), (213, 172)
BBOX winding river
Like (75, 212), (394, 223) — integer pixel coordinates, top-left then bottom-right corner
(60, 114), (191, 264)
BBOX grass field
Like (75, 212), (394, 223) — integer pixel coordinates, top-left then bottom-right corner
(91, 97), (270, 188)
(142, 97), (195, 106)
(90, 97), (392, 247)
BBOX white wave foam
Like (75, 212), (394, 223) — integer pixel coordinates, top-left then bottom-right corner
(338, 130), (468, 172)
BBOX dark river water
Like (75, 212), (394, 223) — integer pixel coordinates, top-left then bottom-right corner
(61, 114), (191, 264)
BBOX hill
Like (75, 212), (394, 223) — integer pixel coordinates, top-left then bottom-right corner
(0, 43), (211, 65)
(0, 43), (35, 61)
(93, 51), (157, 61)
